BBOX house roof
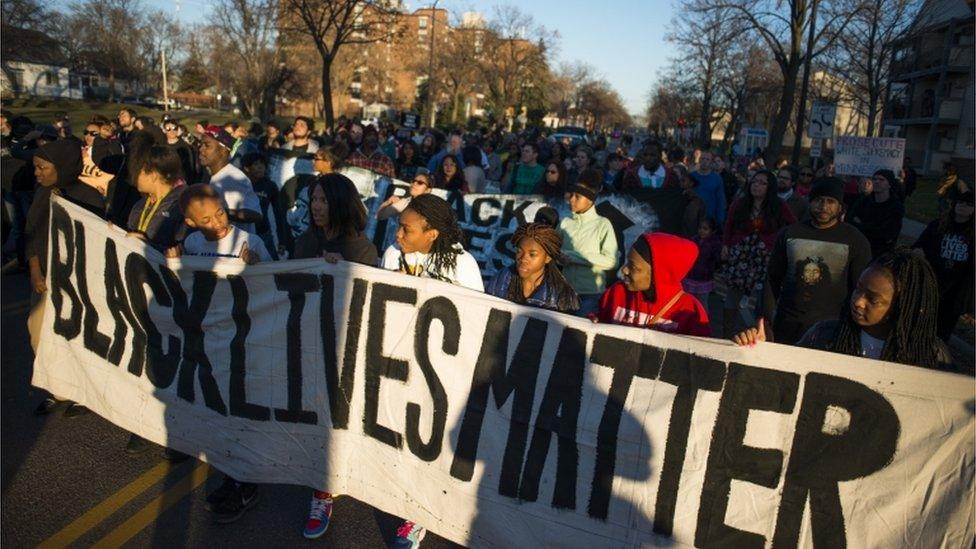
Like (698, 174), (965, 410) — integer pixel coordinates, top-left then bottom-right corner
(1, 25), (70, 67)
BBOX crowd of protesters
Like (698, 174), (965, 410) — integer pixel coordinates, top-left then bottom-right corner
(1, 104), (973, 547)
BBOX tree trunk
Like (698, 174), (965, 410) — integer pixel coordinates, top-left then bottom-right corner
(699, 91), (713, 149)
(321, 56), (335, 133)
(766, 62), (801, 164)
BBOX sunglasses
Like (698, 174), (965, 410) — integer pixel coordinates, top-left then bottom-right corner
(800, 172), (813, 176)
(164, 126), (178, 132)
(411, 178), (429, 185)
(84, 130), (99, 136)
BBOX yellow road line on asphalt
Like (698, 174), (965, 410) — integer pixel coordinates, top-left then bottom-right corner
(90, 462), (210, 549)
(36, 461), (174, 549)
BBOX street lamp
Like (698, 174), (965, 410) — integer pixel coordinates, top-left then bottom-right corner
(425, 0), (440, 128)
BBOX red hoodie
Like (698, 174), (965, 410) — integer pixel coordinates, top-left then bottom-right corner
(596, 233), (711, 336)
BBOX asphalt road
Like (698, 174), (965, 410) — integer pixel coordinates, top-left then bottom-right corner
(1, 271), (462, 549)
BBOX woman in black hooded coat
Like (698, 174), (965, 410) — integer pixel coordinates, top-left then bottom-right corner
(25, 139), (106, 416)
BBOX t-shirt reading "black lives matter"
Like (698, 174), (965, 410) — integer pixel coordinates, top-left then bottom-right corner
(764, 221), (872, 345)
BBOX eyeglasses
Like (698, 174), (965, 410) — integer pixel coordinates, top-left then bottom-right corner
(164, 126), (178, 132)
(411, 179), (428, 185)
(84, 130), (99, 136)
(800, 172), (813, 177)
(546, 169), (558, 174)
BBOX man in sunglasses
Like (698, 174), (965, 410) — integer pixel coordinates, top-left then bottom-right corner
(85, 116), (124, 167)
(163, 119), (200, 183)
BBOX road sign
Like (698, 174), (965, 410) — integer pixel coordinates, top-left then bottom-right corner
(810, 138), (823, 158)
(807, 101), (837, 139)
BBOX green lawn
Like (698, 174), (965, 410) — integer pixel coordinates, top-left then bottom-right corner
(1, 97), (242, 139)
(903, 176), (941, 224)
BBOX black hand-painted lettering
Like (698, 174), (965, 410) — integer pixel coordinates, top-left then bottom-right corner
(125, 255), (180, 388)
(654, 351), (727, 535)
(161, 269), (227, 415)
(103, 239), (144, 372)
(364, 282), (416, 448)
(772, 373), (899, 548)
(74, 221), (111, 359)
(450, 309), (547, 500)
(501, 199), (532, 227)
(519, 327), (587, 510)
(696, 363), (799, 548)
(587, 335), (666, 520)
(48, 202), (81, 339)
(470, 197), (501, 227)
(328, 277), (367, 429)
(406, 296), (456, 461)
(272, 273), (318, 424)
(227, 275), (270, 421)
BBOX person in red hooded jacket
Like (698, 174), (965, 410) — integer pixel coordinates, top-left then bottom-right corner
(594, 232), (711, 336)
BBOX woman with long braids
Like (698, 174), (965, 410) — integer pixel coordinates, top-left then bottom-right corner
(381, 193), (483, 291)
(733, 249), (957, 372)
(379, 193), (481, 547)
(486, 222), (580, 312)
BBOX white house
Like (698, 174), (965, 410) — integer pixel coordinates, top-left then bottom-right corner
(1, 25), (83, 100)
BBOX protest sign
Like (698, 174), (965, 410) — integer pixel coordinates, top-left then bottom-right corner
(34, 197), (976, 548)
(834, 137), (906, 177)
(267, 156), (681, 277)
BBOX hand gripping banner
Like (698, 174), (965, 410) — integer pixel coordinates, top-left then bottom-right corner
(34, 197), (975, 547)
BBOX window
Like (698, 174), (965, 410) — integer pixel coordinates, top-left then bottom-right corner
(45, 70), (59, 86)
(419, 16), (428, 29)
(9, 68), (24, 89)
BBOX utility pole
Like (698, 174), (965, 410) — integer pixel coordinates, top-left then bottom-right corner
(425, 0), (440, 128)
(161, 49), (170, 112)
(791, 0), (819, 166)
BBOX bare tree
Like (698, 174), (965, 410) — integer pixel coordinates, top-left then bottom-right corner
(667, 4), (744, 147)
(279, 0), (400, 132)
(697, 0), (862, 162)
(714, 37), (783, 148)
(825, 0), (919, 135)
(211, 0), (293, 120)
(477, 5), (557, 130)
(1, 0), (55, 32)
(66, 0), (147, 100)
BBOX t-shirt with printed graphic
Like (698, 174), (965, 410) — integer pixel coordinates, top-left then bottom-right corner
(913, 219), (974, 297)
(181, 225), (272, 263)
(764, 221), (872, 345)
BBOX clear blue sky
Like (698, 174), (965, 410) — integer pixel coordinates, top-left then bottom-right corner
(56, 0), (672, 116)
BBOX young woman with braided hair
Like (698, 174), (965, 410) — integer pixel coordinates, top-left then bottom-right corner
(485, 222), (580, 312)
(381, 193), (483, 289)
(379, 193), (482, 547)
(733, 249), (957, 372)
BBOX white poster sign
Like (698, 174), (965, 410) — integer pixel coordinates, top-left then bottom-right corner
(834, 136), (906, 177)
(35, 198), (975, 548)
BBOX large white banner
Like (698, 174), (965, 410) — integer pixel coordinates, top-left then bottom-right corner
(35, 198), (975, 548)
